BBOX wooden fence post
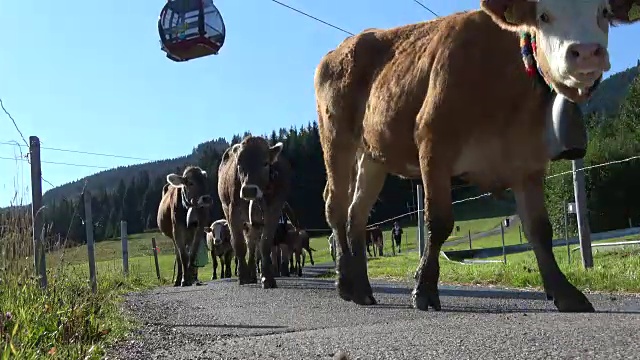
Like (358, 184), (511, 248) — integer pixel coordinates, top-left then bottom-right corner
(120, 221), (129, 276)
(84, 190), (97, 293)
(29, 136), (47, 289)
(151, 237), (161, 280)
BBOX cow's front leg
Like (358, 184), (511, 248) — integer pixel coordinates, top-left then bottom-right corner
(211, 248), (218, 280)
(412, 151), (454, 311)
(260, 219), (278, 289)
(279, 244), (291, 277)
(229, 211), (250, 285)
(184, 230), (205, 286)
(246, 225), (260, 284)
(224, 251), (233, 278)
(513, 172), (593, 312)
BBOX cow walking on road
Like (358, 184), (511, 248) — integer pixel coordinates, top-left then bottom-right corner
(157, 166), (213, 287)
(315, 0), (640, 311)
(218, 135), (293, 289)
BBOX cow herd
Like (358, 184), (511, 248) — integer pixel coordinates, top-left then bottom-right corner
(158, 0), (639, 314)
(157, 136), (316, 289)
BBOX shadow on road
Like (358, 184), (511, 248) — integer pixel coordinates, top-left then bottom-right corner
(147, 323), (289, 330)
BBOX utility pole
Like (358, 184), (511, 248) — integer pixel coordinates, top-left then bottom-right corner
(572, 159), (593, 268)
(29, 136), (47, 289)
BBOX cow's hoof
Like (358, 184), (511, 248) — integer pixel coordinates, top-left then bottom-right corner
(411, 287), (441, 311)
(297, 269), (303, 277)
(181, 280), (193, 287)
(261, 276), (277, 289)
(173, 281), (181, 287)
(211, 275), (217, 281)
(545, 293), (554, 301)
(238, 275), (253, 285)
(554, 291), (595, 313)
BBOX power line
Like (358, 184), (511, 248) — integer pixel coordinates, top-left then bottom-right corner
(411, 0), (440, 17)
(0, 98), (29, 148)
(268, 0), (355, 36)
(366, 154), (640, 228)
(0, 155), (110, 170)
(0, 141), (154, 162)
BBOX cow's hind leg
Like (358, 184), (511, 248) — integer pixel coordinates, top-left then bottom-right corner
(343, 153), (387, 305)
(513, 173), (593, 312)
(412, 149), (455, 311)
(322, 149), (359, 303)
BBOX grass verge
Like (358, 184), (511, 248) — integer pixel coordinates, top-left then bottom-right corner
(320, 237), (640, 293)
(1, 201), (168, 359)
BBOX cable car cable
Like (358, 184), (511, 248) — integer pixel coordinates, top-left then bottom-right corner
(410, 0), (440, 18)
(268, 0), (355, 36)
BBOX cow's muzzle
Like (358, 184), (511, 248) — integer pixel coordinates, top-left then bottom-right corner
(240, 184), (263, 201)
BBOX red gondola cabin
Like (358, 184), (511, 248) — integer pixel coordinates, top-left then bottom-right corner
(158, 0), (226, 62)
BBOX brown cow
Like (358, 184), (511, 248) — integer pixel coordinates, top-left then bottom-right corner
(366, 226), (384, 257)
(205, 219), (234, 280)
(157, 166), (213, 287)
(315, 0), (640, 312)
(217, 136), (293, 288)
(287, 226), (316, 277)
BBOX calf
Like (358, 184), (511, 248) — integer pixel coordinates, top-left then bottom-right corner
(157, 166), (213, 287)
(287, 227), (316, 277)
(218, 136), (293, 289)
(366, 226), (384, 257)
(315, 0), (640, 311)
(205, 219), (234, 280)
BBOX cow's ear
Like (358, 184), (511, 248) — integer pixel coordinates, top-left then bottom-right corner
(609, 0), (640, 23)
(204, 227), (213, 233)
(166, 173), (185, 188)
(481, 0), (538, 31)
(269, 142), (284, 164)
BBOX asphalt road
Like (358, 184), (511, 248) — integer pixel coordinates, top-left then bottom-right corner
(108, 264), (640, 360)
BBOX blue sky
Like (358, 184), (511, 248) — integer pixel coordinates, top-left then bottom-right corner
(1, 0), (638, 207)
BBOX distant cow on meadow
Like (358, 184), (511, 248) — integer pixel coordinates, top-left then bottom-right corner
(366, 226), (384, 257)
(205, 219), (234, 280)
(217, 135), (293, 289)
(315, 0), (640, 312)
(287, 226), (316, 277)
(157, 166), (213, 287)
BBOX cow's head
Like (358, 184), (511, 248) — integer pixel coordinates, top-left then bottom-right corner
(166, 166), (213, 209)
(481, 0), (640, 102)
(207, 219), (228, 245)
(236, 136), (283, 201)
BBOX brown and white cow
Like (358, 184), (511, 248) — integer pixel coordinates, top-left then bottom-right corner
(205, 219), (234, 280)
(217, 136), (293, 288)
(157, 166), (213, 287)
(315, 0), (640, 312)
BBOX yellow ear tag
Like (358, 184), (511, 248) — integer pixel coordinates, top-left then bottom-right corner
(629, 3), (640, 21)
